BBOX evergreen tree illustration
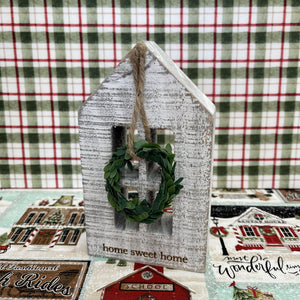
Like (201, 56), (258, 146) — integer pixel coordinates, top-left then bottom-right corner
(230, 282), (256, 300)
(44, 210), (65, 225)
(233, 285), (256, 300)
(0, 233), (10, 245)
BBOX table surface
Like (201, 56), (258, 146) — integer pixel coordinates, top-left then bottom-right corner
(0, 189), (299, 300)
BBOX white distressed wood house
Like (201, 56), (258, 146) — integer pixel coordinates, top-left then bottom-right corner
(78, 41), (215, 272)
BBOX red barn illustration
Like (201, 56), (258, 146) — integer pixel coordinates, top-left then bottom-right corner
(232, 207), (300, 252)
(98, 265), (192, 300)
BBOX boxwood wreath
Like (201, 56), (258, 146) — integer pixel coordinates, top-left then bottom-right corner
(104, 140), (183, 224)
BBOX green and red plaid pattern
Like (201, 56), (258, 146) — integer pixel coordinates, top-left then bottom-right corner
(0, 0), (299, 189)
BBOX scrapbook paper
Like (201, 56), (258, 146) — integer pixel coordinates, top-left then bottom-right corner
(0, 190), (300, 299)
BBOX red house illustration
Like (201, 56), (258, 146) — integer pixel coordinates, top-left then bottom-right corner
(232, 207), (300, 252)
(98, 265), (193, 300)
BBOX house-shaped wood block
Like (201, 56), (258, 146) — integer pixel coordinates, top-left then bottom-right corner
(78, 41), (215, 272)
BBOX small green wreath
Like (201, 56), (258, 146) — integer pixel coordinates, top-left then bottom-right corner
(259, 226), (276, 236)
(210, 226), (229, 238)
(104, 140), (183, 224)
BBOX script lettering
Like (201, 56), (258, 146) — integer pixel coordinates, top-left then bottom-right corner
(0, 272), (12, 287)
(213, 255), (286, 279)
(14, 272), (72, 296)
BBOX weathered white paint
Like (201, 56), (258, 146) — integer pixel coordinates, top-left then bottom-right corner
(78, 41), (215, 272)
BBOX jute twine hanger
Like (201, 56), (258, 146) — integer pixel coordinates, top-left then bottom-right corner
(127, 42), (151, 161)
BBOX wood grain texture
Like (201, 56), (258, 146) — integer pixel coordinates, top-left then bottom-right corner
(78, 41), (215, 272)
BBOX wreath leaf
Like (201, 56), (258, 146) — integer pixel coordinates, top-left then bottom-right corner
(165, 143), (172, 154)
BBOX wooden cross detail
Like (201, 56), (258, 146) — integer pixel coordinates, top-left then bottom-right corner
(112, 125), (173, 235)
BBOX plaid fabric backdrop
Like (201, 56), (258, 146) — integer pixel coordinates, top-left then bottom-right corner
(0, 0), (299, 189)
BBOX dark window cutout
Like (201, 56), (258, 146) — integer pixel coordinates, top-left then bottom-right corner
(11, 228), (23, 242)
(19, 229), (33, 243)
(58, 230), (69, 244)
(34, 212), (46, 224)
(69, 229), (80, 244)
(128, 188), (139, 200)
(68, 213), (78, 225)
(78, 213), (85, 225)
(111, 126), (127, 152)
(281, 227), (293, 238)
(24, 213), (35, 224)
(244, 226), (256, 237)
(110, 126), (174, 236)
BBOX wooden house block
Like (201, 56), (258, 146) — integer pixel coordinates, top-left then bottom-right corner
(78, 41), (215, 272)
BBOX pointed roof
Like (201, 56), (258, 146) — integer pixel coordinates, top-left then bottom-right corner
(143, 41), (215, 116)
(80, 41), (215, 117)
(232, 207), (287, 225)
(96, 265), (195, 294)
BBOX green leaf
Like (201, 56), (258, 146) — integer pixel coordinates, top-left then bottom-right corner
(107, 193), (114, 202)
(148, 154), (160, 163)
(165, 143), (172, 154)
(160, 182), (166, 193)
(108, 178), (115, 186)
(118, 196), (127, 210)
(136, 212), (149, 221)
(133, 140), (148, 150)
(113, 171), (120, 183)
(162, 158), (172, 173)
(114, 149), (126, 157)
(142, 142), (160, 148)
(142, 147), (154, 152)
(125, 151), (131, 160)
(127, 160), (133, 171)
(152, 199), (161, 212)
(175, 184), (184, 194)
(133, 197), (139, 206)
(107, 193), (119, 210)
(109, 168), (117, 178)
(172, 162), (177, 173)
(112, 159), (124, 168)
(104, 171), (110, 179)
(150, 212), (163, 219)
(162, 169), (171, 180)
(104, 164), (111, 173)
(174, 177), (184, 185)
(140, 199), (150, 211)
(125, 201), (135, 209)
(167, 153), (175, 164)
(126, 215), (137, 222)
(169, 194), (175, 201)
(168, 185), (175, 195)
(113, 184), (121, 192)
(167, 179), (174, 187)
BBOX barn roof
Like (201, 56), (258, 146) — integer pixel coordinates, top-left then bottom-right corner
(96, 265), (195, 294)
(232, 207), (288, 226)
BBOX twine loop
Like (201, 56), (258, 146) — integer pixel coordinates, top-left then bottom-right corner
(128, 43), (151, 160)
